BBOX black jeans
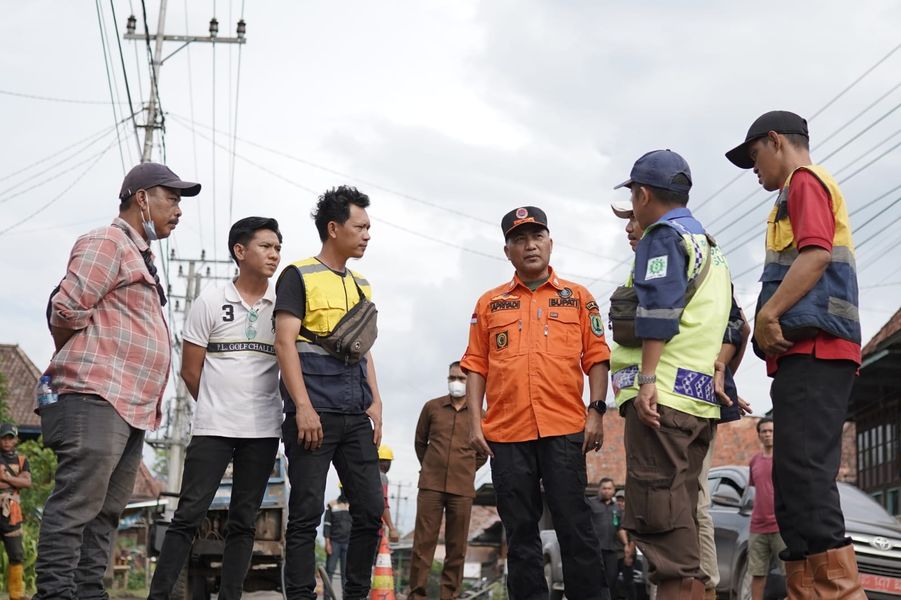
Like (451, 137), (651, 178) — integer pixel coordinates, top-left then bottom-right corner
(489, 434), (608, 600)
(282, 412), (383, 600)
(148, 436), (279, 600)
(771, 355), (856, 560)
(35, 394), (145, 600)
(602, 549), (619, 592)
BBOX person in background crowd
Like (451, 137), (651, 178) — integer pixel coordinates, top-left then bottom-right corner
(615, 490), (637, 600)
(38, 163), (200, 600)
(377, 445), (401, 544)
(0, 424), (31, 600)
(726, 111), (865, 598)
(148, 217), (283, 600)
(408, 361), (487, 600)
(589, 477), (624, 593)
(748, 418), (786, 600)
(324, 485), (352, 591)
(463, 206), (612, 600)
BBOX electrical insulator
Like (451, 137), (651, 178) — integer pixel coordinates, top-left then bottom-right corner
(126, 15), (136, 35)
(237, 19), (246, 40)
(209, 17), (219, 37)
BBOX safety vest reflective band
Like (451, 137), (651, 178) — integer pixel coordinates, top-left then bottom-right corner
(756, 165), (860, 347)
(291, 257), (372, 344)
(611, 219), (732, 419)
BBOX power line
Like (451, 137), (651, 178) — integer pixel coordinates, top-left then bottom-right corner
(183, 0), (203, 253)
(0, 88), (127, 105)
(94, 0), (127, 173)
(693, 42), (901, 217)
(0, 139), (117, 237)
(227, 0), (246, 228)
(168, 117), (620, 284)
(0, 124), (115, 185)
(167, 112), (623, 264)
(0, 131), (119, 204)
(109, 0), (143, 158)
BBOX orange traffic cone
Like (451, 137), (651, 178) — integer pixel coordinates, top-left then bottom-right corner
(370, 531), (396, 600)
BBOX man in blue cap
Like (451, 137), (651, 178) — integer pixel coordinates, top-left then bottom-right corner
(609, 150), (734, 600)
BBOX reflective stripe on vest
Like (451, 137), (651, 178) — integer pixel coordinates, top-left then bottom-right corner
(611, 219), (732, 419)
(757, 165), (860, 343)
(291, 258), (372, 345)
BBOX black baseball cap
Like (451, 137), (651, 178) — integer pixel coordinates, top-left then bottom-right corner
(501, 206), (548, 238)
(726, 110), (809, 169)
(613, 149), (692, 194)
(0, 423), (18, 438)
(118, 162), (202, 201)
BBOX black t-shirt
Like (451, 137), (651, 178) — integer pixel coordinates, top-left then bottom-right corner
(273, 266), (307, 321)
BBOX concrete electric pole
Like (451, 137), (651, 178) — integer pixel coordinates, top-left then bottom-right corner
(123, 0), (246, 163)
(122, 2), (246, 496)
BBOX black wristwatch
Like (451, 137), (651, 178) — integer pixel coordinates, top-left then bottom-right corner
(588, 400), (607, 415)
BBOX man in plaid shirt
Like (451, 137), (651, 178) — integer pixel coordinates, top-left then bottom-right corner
(36, 163), (200, 600)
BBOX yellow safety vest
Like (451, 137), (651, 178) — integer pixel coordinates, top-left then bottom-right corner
(291, 257), (373, 345)
(611, 221), (732, 419)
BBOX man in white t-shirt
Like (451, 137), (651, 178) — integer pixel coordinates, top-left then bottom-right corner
(148, 217), (284, 600)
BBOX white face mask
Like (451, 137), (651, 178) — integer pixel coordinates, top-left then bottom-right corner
(141, 197), (159, 241)
(448, 380), (466, 398)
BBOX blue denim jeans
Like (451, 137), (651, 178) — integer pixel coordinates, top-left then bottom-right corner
(34, 394), (145, 600)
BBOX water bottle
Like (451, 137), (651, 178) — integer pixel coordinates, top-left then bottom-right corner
(35, 375), (58, 411)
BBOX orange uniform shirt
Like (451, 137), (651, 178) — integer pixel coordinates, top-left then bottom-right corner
(461, 268), (611, 443)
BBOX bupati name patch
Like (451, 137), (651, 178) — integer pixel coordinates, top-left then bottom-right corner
(490, 300), (521, 312)
(549, 298), (579, 308)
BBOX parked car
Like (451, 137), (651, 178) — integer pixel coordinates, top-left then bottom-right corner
(709, 465), (901, 600)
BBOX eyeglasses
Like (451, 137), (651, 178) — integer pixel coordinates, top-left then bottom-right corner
(245, 309), (259, 340)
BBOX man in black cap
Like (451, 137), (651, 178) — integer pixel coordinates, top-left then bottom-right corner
(461, 207), (612, 600)
(37, 162), (200, 600)
(726, 111), (865, 598)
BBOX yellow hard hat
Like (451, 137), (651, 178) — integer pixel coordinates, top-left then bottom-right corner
(378, 445), (394, 460)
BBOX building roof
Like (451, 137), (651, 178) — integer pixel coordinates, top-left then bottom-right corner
(131, 461), (163, 501)
(861, 307), (901, 358)
(0, 344), (42, 431)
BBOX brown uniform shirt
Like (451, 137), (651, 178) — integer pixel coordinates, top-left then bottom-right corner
(415, 395), (487, 498)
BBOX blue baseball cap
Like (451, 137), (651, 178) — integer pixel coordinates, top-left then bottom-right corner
(613, 149), (692, 193)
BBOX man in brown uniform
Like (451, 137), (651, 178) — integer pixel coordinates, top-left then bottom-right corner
(408, 361), (486, 599)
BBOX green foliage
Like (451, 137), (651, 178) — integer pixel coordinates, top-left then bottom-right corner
(0, 372), (10, 427)
(17, 438), (58, 594)
(426, 559), (443, 598)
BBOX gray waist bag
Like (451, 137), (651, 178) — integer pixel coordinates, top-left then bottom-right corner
(300, 276), (378, 364)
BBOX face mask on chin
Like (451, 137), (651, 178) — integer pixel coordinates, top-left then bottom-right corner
(448, 380), (466, 398)
(142, 198), (159, 241)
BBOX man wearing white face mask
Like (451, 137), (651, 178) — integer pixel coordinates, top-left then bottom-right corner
(38, 163), (200, 600)
(408, 361), (486, 599)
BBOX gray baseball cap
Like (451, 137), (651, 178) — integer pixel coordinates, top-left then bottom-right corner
(118, 162), (201, 201)
(0, 423), (18, 438)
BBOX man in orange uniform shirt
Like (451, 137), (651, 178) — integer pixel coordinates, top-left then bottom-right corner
(462, 206), (612, 600)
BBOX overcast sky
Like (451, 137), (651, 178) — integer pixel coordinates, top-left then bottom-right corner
(2, 1), (901, 531)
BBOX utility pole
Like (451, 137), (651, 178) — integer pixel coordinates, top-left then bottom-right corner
(122, 2), (246, 497)
(157, 251), (235, 495)
(123, 0), (246, 163)
(392, 481), (414, 533)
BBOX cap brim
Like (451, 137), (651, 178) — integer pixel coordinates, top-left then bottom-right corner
(163, 180), (202, 197)
(725, 140), (755, 169)
(610, 203), (633, 219)
(613, 178), (633, 190)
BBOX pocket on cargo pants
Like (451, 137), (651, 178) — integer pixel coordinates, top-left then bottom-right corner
(623, 472), (675, 535)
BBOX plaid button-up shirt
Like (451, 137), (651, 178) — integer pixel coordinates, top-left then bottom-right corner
(48, 218), (170, 430)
